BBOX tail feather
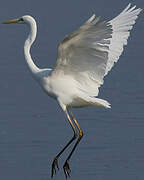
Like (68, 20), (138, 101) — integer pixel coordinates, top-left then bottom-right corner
(90, 97), (111, 108)
(79, 95), (111, 108)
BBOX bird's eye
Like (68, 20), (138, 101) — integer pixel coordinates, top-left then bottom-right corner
(19, 18), (24, 22)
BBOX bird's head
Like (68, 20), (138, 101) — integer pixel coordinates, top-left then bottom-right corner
(3, 15), (35, 25)
(3, 15), (37, 47)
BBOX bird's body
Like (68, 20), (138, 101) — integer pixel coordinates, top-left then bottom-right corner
(3, 3), (142, 178)
(38, 69), (109, 108)
(22, 14), (111, 109)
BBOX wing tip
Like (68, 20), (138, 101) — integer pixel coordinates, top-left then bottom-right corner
(124, 3), (142, 13)
(87, 14), (96, 23)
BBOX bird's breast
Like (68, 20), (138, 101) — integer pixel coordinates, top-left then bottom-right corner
(40, 74), (80, 106)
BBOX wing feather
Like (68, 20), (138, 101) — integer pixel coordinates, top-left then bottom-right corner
(105, 3), (142, 75)
(53, 4), (142, 97)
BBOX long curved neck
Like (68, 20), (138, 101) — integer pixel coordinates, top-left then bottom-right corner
(24, 19), (40, 75)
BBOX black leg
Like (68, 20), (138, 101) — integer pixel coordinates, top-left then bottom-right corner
(51, 108), (78, 178)
(63, 109), (83, 178)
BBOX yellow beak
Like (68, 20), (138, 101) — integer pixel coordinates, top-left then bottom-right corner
(3, 18), (20, 24)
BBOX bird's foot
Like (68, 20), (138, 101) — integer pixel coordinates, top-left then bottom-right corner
(63, 160), (71, 178)
(51, 157), (59, 178)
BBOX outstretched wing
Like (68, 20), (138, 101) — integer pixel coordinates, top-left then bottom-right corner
(53, 4), (142, 97)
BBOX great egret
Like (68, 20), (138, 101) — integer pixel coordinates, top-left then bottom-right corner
(3, 3), (142, 178)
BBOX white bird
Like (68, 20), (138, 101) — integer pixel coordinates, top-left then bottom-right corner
(3, 3), (142, 178)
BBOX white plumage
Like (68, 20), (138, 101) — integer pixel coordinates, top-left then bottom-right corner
(51, 3), (142, 109)
(3, 3), (142, 178)
(106, 3), (142, 75)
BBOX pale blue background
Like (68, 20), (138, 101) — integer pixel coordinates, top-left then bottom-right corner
(0, 0), (144, 180)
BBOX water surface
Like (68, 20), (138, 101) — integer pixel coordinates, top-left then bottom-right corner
(0, 0), (144, 180)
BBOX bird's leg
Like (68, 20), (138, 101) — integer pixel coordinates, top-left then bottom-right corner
(51, 108), (78, 178)
(63, 109), (83, 178)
